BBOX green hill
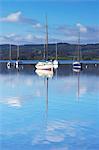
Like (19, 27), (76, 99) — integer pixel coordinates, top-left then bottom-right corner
(0, 43), (99, 60)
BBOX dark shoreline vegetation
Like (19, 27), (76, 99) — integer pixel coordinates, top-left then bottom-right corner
(0, 43), (99, 60)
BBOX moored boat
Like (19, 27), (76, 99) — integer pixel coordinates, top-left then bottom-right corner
(73, 61), (81, 69)
(35, 61), (53, 70)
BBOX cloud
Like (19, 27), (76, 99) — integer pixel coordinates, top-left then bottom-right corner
(26, 33), (33, 41)
(0, 23), (99, 44)
(55, 24), (99, 43)
(56, 23), (87, 36)
(0, 11), (42, 28)
(32, 23), (42, 29)
(76, 23), (87, 32)
(0, 33), (60, 44)
(0, 11), (21, 22)
(0, 12), (99, 44)
(0, 33), (45, 44)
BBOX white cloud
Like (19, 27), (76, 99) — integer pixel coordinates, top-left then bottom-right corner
(0, 11), (22, 22)
(0, 33), (46, 44)
(0, 11), (42, 28)
(76, 23), (87, 33)
(26, 34), (33, 41)
(0, 24), (99, 44)
(32, 23), (42, 29)
(55, 24), (99, 43)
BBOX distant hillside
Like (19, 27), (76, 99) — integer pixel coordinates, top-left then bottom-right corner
(0, 43), (99, 60)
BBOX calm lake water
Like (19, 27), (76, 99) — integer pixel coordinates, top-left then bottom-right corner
(0, 63), (99, 150)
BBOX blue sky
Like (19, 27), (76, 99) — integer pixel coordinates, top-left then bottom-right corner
(0, 0), (99, 44)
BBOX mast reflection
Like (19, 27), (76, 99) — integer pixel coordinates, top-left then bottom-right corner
(35, 69), (54, 116)
(73, 68), (81, 100)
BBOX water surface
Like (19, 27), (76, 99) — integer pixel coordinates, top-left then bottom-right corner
(0, 64), (99, 150)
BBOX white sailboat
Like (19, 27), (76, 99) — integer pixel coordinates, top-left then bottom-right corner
(15, 45), (19, 68)
(35, 16), (53, 70)
(7, 44), (11, 69)
(73, 31), (82, 70)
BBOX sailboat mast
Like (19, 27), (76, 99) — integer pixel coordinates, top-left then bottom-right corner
(77, 31), (80, 61)
(45, 15), (48, 60)
(9, 44), (11, 60)
(17, 45), (19, 60)
(44, 43), (46, 60)
(56, 43), (58, 60)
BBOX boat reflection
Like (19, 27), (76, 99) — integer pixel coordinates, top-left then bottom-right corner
(73, 68), (81, 100)
(73, 68), (81, 73)
(35, 69), (53, 78)
(35, 69), (54, 117)
(77, 71), (80, 99)
(53, 64), (58, 69)
(73, 68), (87, 100)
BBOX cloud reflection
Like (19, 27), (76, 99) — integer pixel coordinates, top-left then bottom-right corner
(0, 97), (21, 107)
(32, 120), (92, 145)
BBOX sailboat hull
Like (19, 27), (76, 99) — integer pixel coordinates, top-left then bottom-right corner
(73, 62), (82, 69)
(7, 61), (11, 69)
(35, 61), (53, 70)
(53, 60), (58, 65)
(15, 61), (19, 68)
